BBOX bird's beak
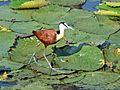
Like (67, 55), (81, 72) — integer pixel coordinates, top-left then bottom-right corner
(68, 26), (74, 30)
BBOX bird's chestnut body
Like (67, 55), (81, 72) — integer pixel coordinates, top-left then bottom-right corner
(32, 29), (57, 47)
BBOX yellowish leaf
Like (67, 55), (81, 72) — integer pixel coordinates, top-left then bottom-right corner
(114, 48), (120, 56)
(0, 25), (11, 32)
(94, 10), (120, 16)
(99, 59), (105, 65)
(105, 1), (120, 7)
(0, 72), (8, 81)
(19, 0), (49, 9)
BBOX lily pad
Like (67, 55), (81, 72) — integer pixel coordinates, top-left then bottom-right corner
(0, 32), (15, 59)
(78, 71), (120, 85)
(32, 5), (70, 24)
(55, 46), (104, 71)
(105, 46), (120, 70)
(10, 0), (49, 9)
(0, 6), (35, 21)
(76, 71), (120, 89)
(0, 58), (24, 71)
(108, 30), (120, 47)
(21, 81), (53, 90)
(10, 21), (41, 33)
(8, 37), (44, 64)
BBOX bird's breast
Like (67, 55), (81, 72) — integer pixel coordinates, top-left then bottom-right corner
(56, 33), (64, 41)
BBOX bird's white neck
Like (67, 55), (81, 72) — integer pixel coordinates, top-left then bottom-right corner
(56, 24), (66, 41)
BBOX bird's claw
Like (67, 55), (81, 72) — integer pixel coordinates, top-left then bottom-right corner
(50, 68), (66, 73)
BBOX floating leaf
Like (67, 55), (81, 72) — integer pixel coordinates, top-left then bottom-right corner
(0, 25), (11, 32)
(94, 10), (120, 16)
(105, 46), (120, 71)
(10, 21), (40, 33)
(19, 0), (49, 9)
(21, 81), (53, 90)
(9, 0), (30, 9)
(55, 46), (104, 71)
(0, 72), (8, 81)
(32, 5), (70, 24)
(0, 32), (15, 59)
(8, 37), (43, 64)
(0, 58), (24, 71)
(96, 2), (120, 16)
(0, 6), (35, 21)
(105, 1), (120, 7)
(108, 30), (120, 47)
(76, 71), (120, 89)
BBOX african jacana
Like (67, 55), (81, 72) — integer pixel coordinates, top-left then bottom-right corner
(31, 22), (73, 71)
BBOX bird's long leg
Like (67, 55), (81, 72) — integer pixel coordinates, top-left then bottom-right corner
(43, 48), (66, 73)
(28, 52), (42, 66)
(28, 52), (36, 64)
(43, 48), (53, 69)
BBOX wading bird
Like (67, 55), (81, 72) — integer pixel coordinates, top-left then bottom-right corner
(31, 22), (73, 71)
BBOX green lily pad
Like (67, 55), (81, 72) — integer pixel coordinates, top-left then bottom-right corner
(96, 2), (120, 12)
(0, 32), (15, 59)
(10, 21), (41, 33)
(75, 71), (120, 89)
(77, 71), (120, 85)
(0, 58), (24, 71)
(55, 46), (104, 71)
(108, 31), (120, 47)
(8, 37), (44, 64)
(0, 6), (35, 21)
(21, 81), (53, 90)
(32, 5), (70, 24)
(9, 0), (30, 9)
(0, 21), (13, 29)
(105, 46), (120, 70)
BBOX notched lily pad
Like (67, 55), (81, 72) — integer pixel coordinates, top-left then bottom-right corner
(8, 36), (43, 64)
(32, 5), (70, 24)
(55, 46), (104, 71)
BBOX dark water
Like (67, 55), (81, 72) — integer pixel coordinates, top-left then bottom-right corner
(82, 0), (101, 11)
(0, 0), (10, 6)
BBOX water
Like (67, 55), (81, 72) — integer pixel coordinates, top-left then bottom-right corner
(82, 0), (101, 11)
(0, 0), (10, 6)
